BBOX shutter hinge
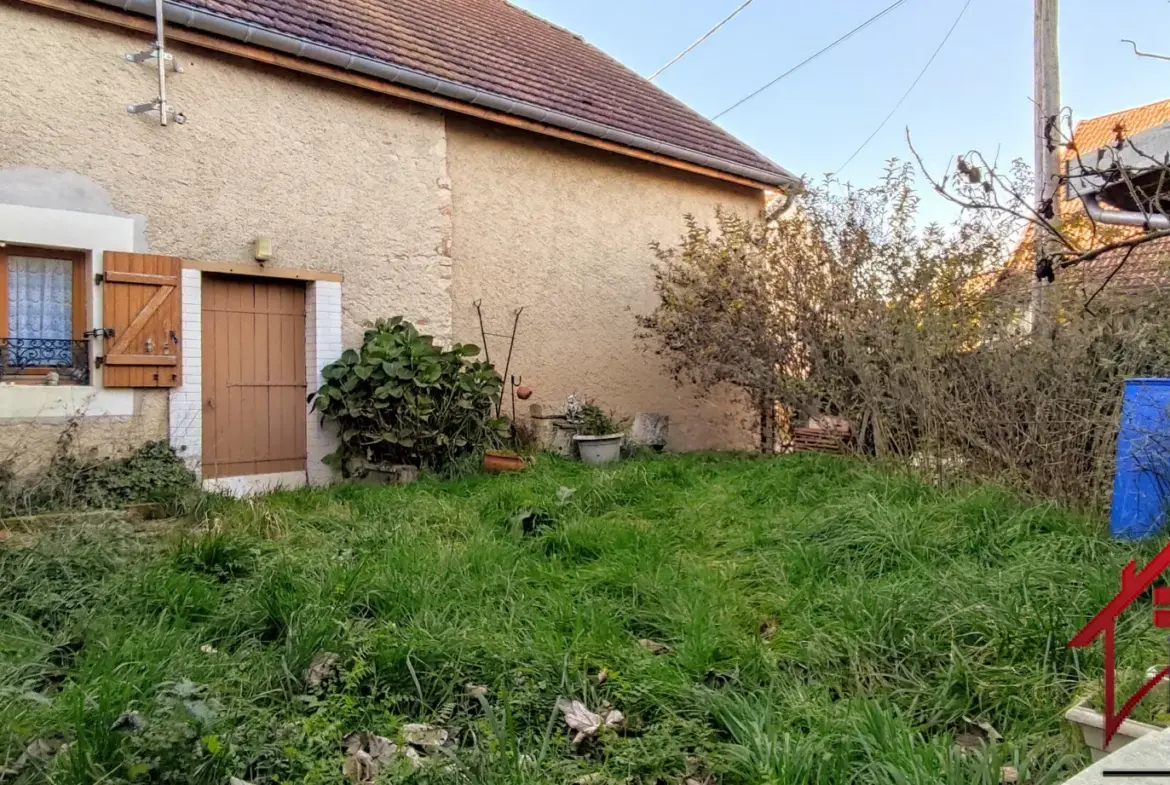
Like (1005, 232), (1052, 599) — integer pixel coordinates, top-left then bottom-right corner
(94, 356), (105, 368)
(94, 273), (103, 285)
(84, 328), (115, 339)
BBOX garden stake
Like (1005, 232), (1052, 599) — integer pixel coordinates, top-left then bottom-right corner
(473, 300), (492, 366)
(497, 308), (523, 417)
(472, 302), (524, 418)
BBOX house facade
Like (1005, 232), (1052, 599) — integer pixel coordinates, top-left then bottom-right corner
(0, 0), (795, 493)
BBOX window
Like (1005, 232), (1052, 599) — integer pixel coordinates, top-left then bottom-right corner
(0, 246), (89, 384)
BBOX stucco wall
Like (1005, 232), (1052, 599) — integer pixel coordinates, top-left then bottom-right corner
(0, 2), (771, 473)
(0, 3), (451, 474)
(0, 391), (168, 477)
(446, 117), (764, 451)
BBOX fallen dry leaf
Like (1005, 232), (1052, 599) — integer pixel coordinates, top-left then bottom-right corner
(403, 746), (425, 769)
(557, 700), (623, 745)
(305, 652), (340, 689)
(341, 749), (373, 783)
(110, 711), (144, 733)
(465, 683), (488, 698)
(759, 618), (778, 640)
(597, 669), (609, 685)
(1000, 765), (1019, 784)
(200, 644), (218, 654)
(638, 638), (670, 655)
(559, 700), (601, 741)
(342, 732), (397, 783)
(964, 717), (1002, 743)
(955, 717), (1002, 752)
(953, 732), (984, 751)
(402, 723), (448, 749)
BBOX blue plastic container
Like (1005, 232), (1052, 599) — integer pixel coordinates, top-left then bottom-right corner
(1111, 378), (1170, 539)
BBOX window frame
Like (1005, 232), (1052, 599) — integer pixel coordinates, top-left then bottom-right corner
(0, 245), (89, 382)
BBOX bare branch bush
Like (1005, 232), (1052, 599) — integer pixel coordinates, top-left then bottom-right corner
(639, 162), (1170, 509)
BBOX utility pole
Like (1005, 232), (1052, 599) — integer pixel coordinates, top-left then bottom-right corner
(1031, 0), (1060, 332)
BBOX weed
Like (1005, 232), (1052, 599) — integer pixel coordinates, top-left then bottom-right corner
(0, 439), (197, 518)
(0, 454), (1160, 783)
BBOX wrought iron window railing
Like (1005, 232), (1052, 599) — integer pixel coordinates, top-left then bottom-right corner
(0, 338), (90, 384)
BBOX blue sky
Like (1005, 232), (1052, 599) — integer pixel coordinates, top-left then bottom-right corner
(513, 0), (1169, 223)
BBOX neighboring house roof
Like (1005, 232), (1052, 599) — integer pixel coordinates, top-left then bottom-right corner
(1003, 98), (1170, 295)
(1068, 98), (1170, 158)
(70, 0), (796, 190)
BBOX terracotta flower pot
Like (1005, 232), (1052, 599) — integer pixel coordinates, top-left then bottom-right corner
(483, 450), (526, 473)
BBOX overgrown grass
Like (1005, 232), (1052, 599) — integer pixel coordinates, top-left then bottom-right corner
(0, 453), (1163, 784)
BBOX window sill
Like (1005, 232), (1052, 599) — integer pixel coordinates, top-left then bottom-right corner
(0, 378), (90, 387)
(0, 385), (135, 419)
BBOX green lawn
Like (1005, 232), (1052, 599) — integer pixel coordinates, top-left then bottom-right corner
(1, 453), (1164, 784)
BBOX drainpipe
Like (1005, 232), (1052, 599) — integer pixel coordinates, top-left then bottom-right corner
(764, 188), (798, 221)
(1079, 192), (1170, 230)
(153, 0), (168, 126)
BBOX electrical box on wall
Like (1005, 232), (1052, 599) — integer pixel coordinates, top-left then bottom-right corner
(254, 237), (273, 262)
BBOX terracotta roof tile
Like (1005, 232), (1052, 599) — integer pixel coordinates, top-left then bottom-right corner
(161, 0), (791, 185)
(1007, 98), (1170, 276)
(1067, 98), (1170, 158)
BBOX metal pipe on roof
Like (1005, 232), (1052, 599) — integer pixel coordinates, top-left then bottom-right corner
(153, 0), (168, 126)
(94, 0), (798, 190)
(1080, 192), (1170, 230)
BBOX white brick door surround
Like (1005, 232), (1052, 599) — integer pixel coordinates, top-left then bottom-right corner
(169, 272), (342, 495)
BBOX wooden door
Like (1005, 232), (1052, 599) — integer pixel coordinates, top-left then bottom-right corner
(201, 275), (307, 479)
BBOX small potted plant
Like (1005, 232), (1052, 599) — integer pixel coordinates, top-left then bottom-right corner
(570, 401), (628, 465)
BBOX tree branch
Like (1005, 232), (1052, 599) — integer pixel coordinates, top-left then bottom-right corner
(1057, 228), (1170, 269)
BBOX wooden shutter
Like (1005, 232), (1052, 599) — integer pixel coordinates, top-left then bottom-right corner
(101, 252), (182, 388)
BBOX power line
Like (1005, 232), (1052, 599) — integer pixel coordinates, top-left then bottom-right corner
(649, 0), (757, 81)
(711, 0), (911, 121)
(834, 0), (975, 176)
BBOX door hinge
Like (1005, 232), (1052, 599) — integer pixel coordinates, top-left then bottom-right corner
(94, 273), (103, 285)
(84, 328), (115, 339)
(94, 356), (105, 368)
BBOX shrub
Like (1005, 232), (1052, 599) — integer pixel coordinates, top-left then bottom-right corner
(639, 162), (1170, 510)
(0, 439), (197, 517)
(310, 317), (508, 473)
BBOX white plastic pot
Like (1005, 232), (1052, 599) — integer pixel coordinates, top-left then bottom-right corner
(1065, 701), (1161, 762)
(573, 434), (623, 465)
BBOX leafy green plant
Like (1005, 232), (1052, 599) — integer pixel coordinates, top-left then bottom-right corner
(570, 402), (628, 437)
(310, 317), (508, 473)
(0, 439), (197, 517)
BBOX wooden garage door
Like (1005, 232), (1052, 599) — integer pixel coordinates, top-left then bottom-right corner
(202, 275), (307, 479)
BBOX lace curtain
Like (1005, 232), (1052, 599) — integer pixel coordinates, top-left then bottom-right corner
(8, 256), (72, 366)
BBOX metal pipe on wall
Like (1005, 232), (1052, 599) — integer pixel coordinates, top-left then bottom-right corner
(154, 0), (167, 126)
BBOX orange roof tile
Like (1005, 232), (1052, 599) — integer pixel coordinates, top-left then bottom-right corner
(1007, 97), (1170, 277)
(1066, 98), (1170, 159)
